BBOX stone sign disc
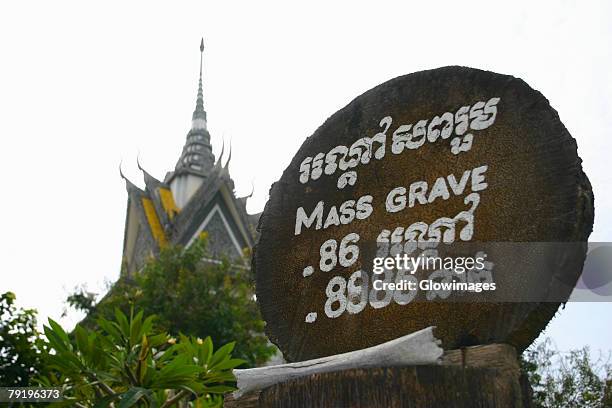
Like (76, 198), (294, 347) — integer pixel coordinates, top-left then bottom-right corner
(254, 66), (593, 362)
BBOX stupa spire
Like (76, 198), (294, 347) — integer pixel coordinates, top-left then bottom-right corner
(192, 38), (207, 130)
(170, 38), (216, 179)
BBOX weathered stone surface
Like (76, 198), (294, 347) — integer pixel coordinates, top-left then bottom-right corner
(226, 366), (531, 408)
(224, 343), (532, 407)
(254, 66), (593, 362)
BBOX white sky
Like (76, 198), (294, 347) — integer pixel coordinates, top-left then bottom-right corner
(0, 0), (611, 354)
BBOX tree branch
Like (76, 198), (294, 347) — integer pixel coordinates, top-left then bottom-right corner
(124, 363), (139, 386)
(92, 378), (116, 397)
(160, 390), (191, 408)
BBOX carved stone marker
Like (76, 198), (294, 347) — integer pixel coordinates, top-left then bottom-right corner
(254, 66), (593, 362)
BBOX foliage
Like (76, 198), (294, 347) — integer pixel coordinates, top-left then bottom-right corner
(69, 236), (276, 367)
(521, 338), (612, 407)
(39, 308), (244, 407)
(0, 291), (47, 386)
(64, 285), (96, 316)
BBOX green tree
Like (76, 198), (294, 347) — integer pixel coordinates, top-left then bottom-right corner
(69, 235), (276, 367)
(0, 291), (46, 386)
(39, 308), (243, 407)
(521, 338), (612, 407)
(64, 285), (96, 316)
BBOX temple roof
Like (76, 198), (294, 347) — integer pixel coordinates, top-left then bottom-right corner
(120, 39), (258, 276)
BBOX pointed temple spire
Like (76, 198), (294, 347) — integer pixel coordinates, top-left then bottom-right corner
(192, 37), (207, 130)
(170, 38), (216, 179)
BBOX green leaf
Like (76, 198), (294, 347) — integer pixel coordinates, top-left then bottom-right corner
(151, 359), (201, 389)
(141, 315), (155, 337)
(199, 337), (213, 365)
(129, 310), (144, 346)
(48, 318), (70, 344)
(157, 343), (181, 363)
(143, 389), (159, 408)
(43, 325), (68, 352)
(74, 325), (90, 355)
(93, 394), (120, 408)
(209, 342), (235, 369)
(118, 387), (148, 408)
(214, 358), (245, 371)
(97, 316), (123, 343)
(114, 308), (130, 338)
(148, 332), (168, 348)
(201, 371), (237, 384)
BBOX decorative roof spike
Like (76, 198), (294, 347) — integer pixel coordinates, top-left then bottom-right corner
(192, 38), (207, 130)
(119, 160), (126, 180)
(136, 152), (144, 171)
(247, 180), (255, 198)
(119, 160), (144, 194)
(224, 140), (232, 171)
(136, 153), (150, 179)
(137, 154), (163, 190)
(214, 138), (225, 170)
(237, 181), (255, 203)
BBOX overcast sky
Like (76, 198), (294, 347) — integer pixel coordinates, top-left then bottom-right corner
(1, 0), (611, 354)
